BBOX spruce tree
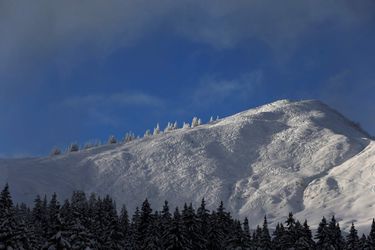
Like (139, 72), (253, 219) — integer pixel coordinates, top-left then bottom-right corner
(315, 216), (330, 250)
(368, 219), (375, 249)
(31, 194), (48, 247)
(182, 203), (205, 249)
(163, 207), (188, 250)
(272, 223), (285, 250)
(139, 199), (158, 249)
(143, 211), (163, 249)
(206, 211), (223, 250)
(302, 219), (315, 249)
(242, 217), (252, 249)
(261, 215), (272, 249)
(359, 234), (368, 249)
(128, 207), (141, 250)
(346, 222), (359, 249)
(196, 198), (210, 247)
(100, 195), (124, 249)
(285, 212), (297, 247)
(0, 184), (20, 249)
(253, 225), (262, 249)
(68, 192), (93, 250)
(327, 216), (345, 250)
(216, 201), (231, 247)
(119, 205), (129, 243)
(294, 220), (314, 250)
(160, 201), (172, 248)
(43, 197), (71, 250)
(225, 220), (244, 249)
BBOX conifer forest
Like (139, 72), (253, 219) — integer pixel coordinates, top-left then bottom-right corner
(1, 184), (375, 250)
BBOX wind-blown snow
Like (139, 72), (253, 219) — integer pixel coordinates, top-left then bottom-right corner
(0, 99), (373, 232)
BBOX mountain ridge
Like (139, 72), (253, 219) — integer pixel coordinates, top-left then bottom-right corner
(0, 99), (373, 232)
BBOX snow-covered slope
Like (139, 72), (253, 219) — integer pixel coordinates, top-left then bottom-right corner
(0, 99), (373, 231)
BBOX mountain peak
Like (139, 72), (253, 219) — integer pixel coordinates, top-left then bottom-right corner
(0, 99), (373, 232)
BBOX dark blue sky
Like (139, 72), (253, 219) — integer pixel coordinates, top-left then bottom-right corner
(0, 1), (374, 157)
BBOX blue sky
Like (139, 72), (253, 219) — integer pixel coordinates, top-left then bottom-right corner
(0, 0), (374, 157)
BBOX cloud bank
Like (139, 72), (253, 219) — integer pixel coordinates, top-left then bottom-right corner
(1, 0), (374, 77)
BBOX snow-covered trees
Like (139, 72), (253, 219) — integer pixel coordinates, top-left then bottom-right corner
(144, 129), (151, 137)
(346, 222), (360, 249)
(182, 122), (190, 129)
(50, 147), (61, 156)
(0, 184), (19, 249)
(153, 123), (161, 135)
(108, 135), (117, 144)
(4, 183), (375, 249)
(68, 143), (79, 152)
(124, 132), (136, 143)
(191, 117), (199, 127)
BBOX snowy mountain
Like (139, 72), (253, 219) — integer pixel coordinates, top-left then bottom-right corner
(0, 99), (373, 231)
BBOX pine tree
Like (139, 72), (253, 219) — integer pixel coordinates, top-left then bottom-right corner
(368, 219), (375, 249)
(98, 195), (124, 249)
(173, 121), (178, 130)
(68, 191), (93, 249)
(31, 194), (48, 247)
(119, 205), (129, 242)
(143, 211), (163, 249)
(164, 122), (173, 132)
(182, 122), (190, 129)
(226, 220), (244, 249)
(144, 129), (151, 137)
(181, 203), (204, 249)
(139, 199), (154, 248)
(216, 201), (231, 247)
(242, 217), (252, 249)
(346, 222), (359, 249)
(160, 201), (172, 248)
(191, 117), (199, 127)
(359, 234), (368, 249)
(163, 207), (188, 250)
(302, 219), (315, 249)
(253, 225), (262, 249)
(327, 216), (345, 250)
(14, 216), (32, 249)
(206, 211), (223, 250)
(128, 207), (141, 250)
(284, 212), (297, 248)
(43, 196), (71, 250)
(293, 220), (314, 250)
(51, 147), (62, 156)
(197, 198), (210, 248)
(272, 223), (285, 250)
(69, 216), (94, 249)
(261, 215), (272, 249)
(0, 184), (20, 249)
(68, 143), (79, 152)
(315, 216), (330, 250)
(153, 123), (161, 135)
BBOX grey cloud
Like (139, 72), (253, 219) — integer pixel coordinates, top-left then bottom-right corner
(1, 0), (374, 78)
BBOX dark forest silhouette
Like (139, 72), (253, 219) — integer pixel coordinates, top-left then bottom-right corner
(0, 184), (374, 249)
